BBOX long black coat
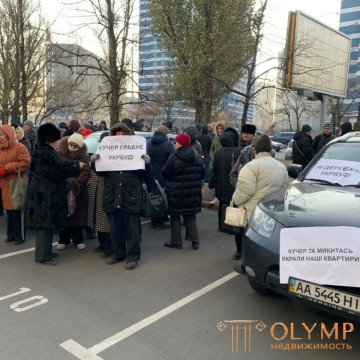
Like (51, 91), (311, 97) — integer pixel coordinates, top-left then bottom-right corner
(210, 132), (240, 204)
(58, 137), (90, 227)
(25, 144), (80, 232)
(162, 146), (205, 215)
(147, 131), (175, 187)
(292, 131), (314, 168)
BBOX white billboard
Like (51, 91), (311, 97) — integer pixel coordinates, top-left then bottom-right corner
(284, 11), (351, 98)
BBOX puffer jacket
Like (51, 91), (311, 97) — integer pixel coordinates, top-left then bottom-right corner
(232, 153), (288, 221)
(163, 145), (205, 215)
(147, 131), (175, 187)
(0, 124), (30, 210)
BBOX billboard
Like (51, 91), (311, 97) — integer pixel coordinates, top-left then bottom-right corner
(284, 11), (351, 98)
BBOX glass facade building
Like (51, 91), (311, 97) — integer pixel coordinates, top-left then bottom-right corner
(339, 0), (360, 120)
(139, 0), (253, 128)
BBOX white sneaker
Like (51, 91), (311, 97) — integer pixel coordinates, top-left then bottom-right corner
(57, 243), (66, 250)
(77, 243), (86, 250)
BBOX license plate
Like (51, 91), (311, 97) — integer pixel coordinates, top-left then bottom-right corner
(288, 277), (360, 315)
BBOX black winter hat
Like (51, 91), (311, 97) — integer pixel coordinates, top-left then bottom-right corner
(301, 124), (312, 133)
(254, 135), (272, 153)
(37, 123), (61, 145)
(340, 122), (352, 135)
(241, 124), (256, 135)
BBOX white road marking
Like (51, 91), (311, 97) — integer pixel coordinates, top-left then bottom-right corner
(0, 221), (151, 260)
(60, 272), (239, 359)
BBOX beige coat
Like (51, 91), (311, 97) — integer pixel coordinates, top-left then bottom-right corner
(0, 124), (31, 210)
(232, 152), (288, 221)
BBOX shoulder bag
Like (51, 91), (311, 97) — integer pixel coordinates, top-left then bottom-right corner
(141, 180), (168, 218)
(10, 164), (28, 210)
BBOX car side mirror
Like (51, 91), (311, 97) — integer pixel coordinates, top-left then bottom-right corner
(288, 164), (302, 179)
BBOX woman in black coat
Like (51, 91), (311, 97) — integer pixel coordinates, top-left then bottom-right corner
(209, 132), (240, 233)
(25, 123), (86, 265)
(162, 133), (205, 250)
(147, 125), (175, 229)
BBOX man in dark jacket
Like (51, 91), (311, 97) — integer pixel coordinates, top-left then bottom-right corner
(292, 124), (314, 169)
(147, 125), (175, 229)
(93, 123), (154, 270)
(312, 124), (335, 154)
(162, 133), (205, 250)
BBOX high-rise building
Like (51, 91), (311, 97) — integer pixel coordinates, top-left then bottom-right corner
(339, 0), (360, 122)
(46, 43), (107, 122)
(139, 0), (253, 129)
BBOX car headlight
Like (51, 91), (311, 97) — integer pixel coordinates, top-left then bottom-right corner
(248, 206), (276, 238)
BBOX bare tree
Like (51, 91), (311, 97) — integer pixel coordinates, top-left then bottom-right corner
(276, 89), (318, 131)
(59, 0), (137, 127)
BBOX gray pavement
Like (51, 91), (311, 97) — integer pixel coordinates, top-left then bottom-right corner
(0, 209), (359, 360)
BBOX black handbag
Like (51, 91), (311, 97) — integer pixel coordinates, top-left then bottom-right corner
(141, 180), (168, 218)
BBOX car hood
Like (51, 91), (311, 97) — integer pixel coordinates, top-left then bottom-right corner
(261, 181), (360, 227)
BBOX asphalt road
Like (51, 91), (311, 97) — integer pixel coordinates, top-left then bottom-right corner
(0, 209), (359, 360)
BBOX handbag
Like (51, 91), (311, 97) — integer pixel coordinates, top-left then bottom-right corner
(224, 199), (247, 228)
(141, 180), (168, 218)
(9, 164), (28, 210)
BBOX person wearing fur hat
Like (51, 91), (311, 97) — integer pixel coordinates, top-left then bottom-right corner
(0, 124), (30, 245)
(25, 123), (88, 265)
(231, 135), (288, 272)
(162, 133), (205, 250)
(147, 125), (175, 229)
(63, 119), (81, 137)
(15, 126), (31, 154)
(292, 124), (314, 169)
(56, 133), (90, 251)
(91, 123), (155, 270)
(240, 124), (256, 151)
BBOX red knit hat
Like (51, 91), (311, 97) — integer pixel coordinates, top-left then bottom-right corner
(175, 133), (191, 147)
(81, 129), (93, 138)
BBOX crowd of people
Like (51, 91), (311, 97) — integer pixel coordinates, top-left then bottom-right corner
(0, 118), (354, 271)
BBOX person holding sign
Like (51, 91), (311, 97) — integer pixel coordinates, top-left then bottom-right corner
(162, 132), (205, 250)
(92, 123), (155, 270)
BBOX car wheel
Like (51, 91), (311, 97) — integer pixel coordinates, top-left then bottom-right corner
(248, 277), (271, 295)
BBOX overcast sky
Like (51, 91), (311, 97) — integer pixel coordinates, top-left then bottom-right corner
(40, 0), (342, 79)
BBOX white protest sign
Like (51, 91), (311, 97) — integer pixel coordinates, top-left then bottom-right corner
(95, 135), (146, 171)
(280, 227), (360, 287)
(305, 159), (360, 186)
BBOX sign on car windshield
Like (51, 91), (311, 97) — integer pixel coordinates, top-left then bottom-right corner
(305, 159), (360, 186)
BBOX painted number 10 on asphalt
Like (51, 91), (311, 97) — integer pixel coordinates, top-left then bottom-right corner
(0, 287), (48, 312)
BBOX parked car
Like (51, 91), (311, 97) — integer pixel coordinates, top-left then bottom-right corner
(242, 132), (360, 320)
(285, 139), (293, 160)
(271, 140), (284, 152)
(271, 132), (295, 145)
(84, 130), (176, 154)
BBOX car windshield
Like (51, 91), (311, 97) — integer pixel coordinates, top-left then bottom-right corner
(304, 143), (360, 187)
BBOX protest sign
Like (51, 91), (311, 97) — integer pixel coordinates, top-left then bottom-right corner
(305, 159), (360, 186)
(280, 226), (360, 287)
(95, 135), (146, 171)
